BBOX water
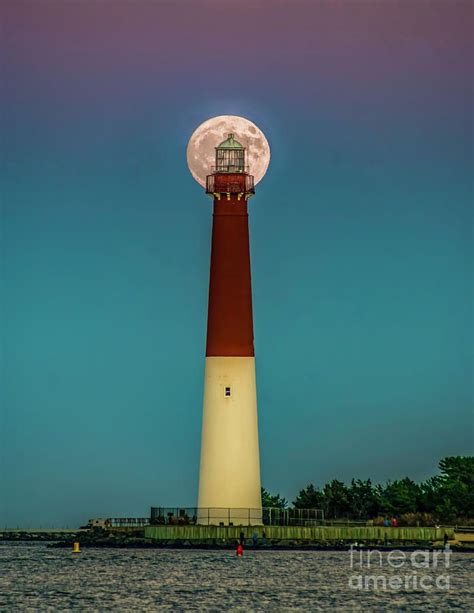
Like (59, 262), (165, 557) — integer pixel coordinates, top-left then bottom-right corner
(0, 543), (472, 611)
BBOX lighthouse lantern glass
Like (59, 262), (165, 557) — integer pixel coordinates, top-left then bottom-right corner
(215, 133), (246, 173)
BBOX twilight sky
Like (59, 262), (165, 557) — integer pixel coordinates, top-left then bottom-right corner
(1, 0), (472, 527)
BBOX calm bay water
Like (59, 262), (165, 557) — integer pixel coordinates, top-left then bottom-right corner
(0, 543), (472, 611)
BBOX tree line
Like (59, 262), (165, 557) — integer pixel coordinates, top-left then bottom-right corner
(262, 456), (474, 525)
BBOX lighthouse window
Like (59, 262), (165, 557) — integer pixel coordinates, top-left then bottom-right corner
(224, 387), (232, 398)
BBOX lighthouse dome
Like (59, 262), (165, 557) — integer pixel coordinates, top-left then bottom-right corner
(216, 133), (245, 150)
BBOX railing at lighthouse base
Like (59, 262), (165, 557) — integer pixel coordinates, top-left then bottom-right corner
(150, 507), (326, 527)
(150, 507), (263, 527)
(196, 507), (263, 526)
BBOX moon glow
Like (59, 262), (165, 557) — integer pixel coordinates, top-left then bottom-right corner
(186, 115), (271, 188)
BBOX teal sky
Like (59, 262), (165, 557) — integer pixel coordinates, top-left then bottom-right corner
(1, 0), (472, 527)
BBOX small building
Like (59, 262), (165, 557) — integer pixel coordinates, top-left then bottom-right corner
(86, 518), (110, 529)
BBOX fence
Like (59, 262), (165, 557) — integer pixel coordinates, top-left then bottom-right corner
(150, 507), (262, 526)
(107, 518), (150, 528)
(263, 508), (325, 526)
(205, 173), (255, 195)
(150, 507), (325, 527)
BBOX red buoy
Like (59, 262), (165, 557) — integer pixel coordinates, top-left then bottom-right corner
(236, 543), (244, 556)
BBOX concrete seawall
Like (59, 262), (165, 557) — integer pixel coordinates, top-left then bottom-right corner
(145, 525), (453, 544)
(3, 526), (460, 549)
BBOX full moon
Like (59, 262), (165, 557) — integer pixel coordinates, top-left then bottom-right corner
(186, 115), (271, 188)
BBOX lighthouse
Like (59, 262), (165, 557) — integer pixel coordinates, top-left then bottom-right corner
(197, 133), (262, 525)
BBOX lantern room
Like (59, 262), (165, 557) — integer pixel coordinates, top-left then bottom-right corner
(206, 133), (255, 197)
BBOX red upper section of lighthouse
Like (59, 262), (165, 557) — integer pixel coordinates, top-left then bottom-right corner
(206, 196), (254, 357)
(205, 134), (256, 357)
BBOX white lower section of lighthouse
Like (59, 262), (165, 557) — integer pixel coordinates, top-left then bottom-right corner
(197, 357), (262, 525)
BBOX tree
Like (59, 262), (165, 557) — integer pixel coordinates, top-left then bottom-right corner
(293, 484), (324, 509)
(261, 487), (287, 509)
(439, 456), (474, 485)
(419, 476), (441, 514)
(348, 479), (381, 519)
(435, 456), (474, 520)
(322, 480), (351, 519)
(274, 455), (474, 522)
(379, 478), (421, 515)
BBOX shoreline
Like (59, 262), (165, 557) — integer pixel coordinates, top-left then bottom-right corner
(2, 524), (473, 552)
(2, 532), (473, 552)
(2, 541), (473, 552)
